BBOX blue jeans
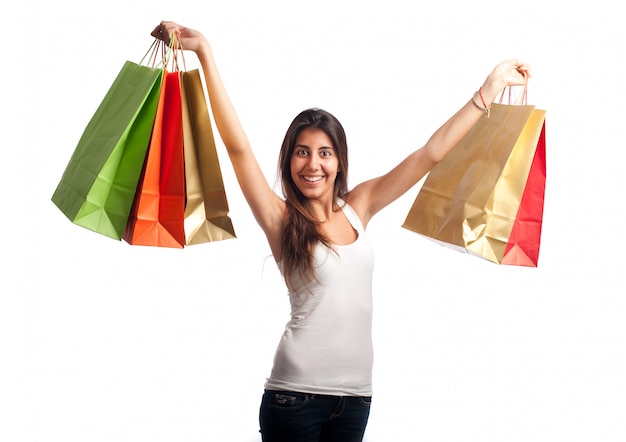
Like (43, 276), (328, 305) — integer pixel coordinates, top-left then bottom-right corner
(259, 390), (372, 442)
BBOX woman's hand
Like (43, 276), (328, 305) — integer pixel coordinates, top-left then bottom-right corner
(481, 59), (532, 105)
(151, 21), (208, 53)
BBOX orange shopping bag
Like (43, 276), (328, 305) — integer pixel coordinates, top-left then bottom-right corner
(123, 70), (186, 248)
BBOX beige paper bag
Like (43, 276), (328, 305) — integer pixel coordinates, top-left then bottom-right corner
(181, 69), (236, 245)
(402, 102), (546, 265)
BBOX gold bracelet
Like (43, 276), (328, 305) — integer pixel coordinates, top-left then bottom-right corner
(471, 91), (490, 118)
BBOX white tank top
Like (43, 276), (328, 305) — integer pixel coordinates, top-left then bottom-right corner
(265, 200), (375, 396)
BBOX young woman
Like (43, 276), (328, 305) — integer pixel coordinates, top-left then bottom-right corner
(152, 21), (531, 442)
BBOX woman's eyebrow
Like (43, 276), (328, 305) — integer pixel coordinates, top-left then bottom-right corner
(294, 144), (335, 152)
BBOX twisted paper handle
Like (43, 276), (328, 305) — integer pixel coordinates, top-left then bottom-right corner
(498, 72), (529, 105)
(139, 33), (187, 72)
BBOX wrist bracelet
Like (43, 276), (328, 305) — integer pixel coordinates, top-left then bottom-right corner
(472, 91), (490, 118)
(478, 87), (488, 107)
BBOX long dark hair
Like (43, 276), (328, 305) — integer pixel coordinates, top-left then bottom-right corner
(278, 108), (349, 290)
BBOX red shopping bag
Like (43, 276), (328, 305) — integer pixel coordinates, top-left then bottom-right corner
(501, 121), (546, 266)
(123, 70), (186, 248)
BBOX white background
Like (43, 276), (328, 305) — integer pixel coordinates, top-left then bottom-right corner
(7, 1), (625, 441)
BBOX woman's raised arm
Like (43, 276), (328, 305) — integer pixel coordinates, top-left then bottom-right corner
(346, 59), (531, 227)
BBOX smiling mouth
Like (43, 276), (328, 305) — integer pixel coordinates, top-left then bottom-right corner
(303, 176), (324, 183)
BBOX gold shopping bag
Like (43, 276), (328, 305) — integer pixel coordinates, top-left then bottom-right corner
(181, 69), (236, 245)
(402, 101), (546, 266)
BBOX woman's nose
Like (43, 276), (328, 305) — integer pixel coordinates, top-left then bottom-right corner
(306, 155), (320, 169)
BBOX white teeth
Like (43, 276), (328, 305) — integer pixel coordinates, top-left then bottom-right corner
(303, 176), (323, 182)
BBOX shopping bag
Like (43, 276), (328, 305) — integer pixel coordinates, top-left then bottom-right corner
(402, 99), (546, 266)
(123, 70), (186, 248)
(500, 121), (546, 266)
(51, 58), (163, 240)
(181, 69), (236, 245)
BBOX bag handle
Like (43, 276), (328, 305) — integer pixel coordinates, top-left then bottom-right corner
(139, 34), (187, 72)
(140, 39), (170, 69)
(168, 33), (187, 72)
(497, 72), (529, 105)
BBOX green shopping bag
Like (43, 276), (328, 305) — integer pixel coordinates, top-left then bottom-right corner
(52, 49), (164, 240)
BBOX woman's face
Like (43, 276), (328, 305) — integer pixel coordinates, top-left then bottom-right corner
(290, 128), (339, 202)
